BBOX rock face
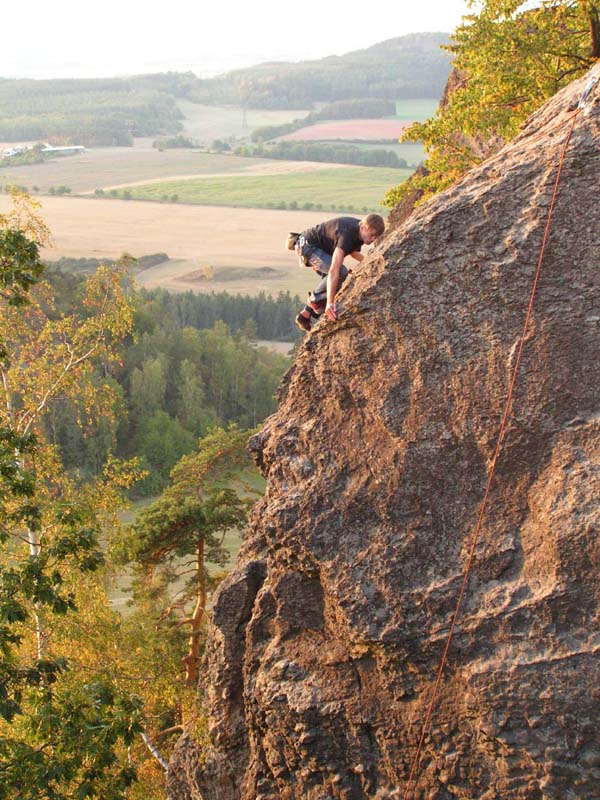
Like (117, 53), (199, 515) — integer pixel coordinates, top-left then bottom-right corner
(168, 68), (600, 800)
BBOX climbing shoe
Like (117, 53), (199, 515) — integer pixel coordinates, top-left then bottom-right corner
(295, 313), (312, 333)
(308, 297), (326, 315)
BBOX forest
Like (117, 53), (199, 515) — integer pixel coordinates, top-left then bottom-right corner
(0, 73), (195, 145)
(43, 267), (298, 494)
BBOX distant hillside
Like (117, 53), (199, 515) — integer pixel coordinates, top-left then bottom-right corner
(0, 35), (451, 145)
(0, 73), (196, 146)
(191, 33), (452, 109)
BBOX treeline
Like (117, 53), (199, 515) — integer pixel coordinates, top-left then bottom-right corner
(138, 287), (302, 341)
(192, 33), (451, 108)
(106, 318), (290, 495)
(48, 264), (302, 340)
(0, 73), (196, 145)
(313, 98), (396, 120)
(47, 253), (169, 274)
(251, 98), (396, 142)
(235, 140), (408, 168)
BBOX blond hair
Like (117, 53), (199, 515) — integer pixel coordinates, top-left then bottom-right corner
(360, 213), (385, 237)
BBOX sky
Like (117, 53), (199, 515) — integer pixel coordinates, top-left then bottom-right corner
(3, 0), (472, 80)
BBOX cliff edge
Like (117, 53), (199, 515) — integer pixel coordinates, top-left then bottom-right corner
(168, 66), (600, 800)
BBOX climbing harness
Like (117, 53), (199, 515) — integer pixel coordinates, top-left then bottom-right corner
(402, 74), (597, 799)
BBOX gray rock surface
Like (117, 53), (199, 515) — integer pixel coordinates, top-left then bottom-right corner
(167, 66), (600, 800)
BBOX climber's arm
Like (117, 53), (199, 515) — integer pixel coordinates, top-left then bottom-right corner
(326, 247), (346, 321)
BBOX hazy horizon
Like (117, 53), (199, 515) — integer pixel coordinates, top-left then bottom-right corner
(1, 0), (469, 81)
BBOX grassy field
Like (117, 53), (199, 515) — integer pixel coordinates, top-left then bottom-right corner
(177, 100), (310, 142)
(0, 144), (271, 194)
(120, 166), (409, 211)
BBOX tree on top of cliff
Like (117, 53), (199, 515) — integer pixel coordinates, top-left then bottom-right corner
(384, 0), (600, 205)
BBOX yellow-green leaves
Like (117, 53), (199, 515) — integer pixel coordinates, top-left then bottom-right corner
(385, 0), (600, 206)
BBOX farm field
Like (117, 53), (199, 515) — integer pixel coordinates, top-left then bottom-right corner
(274, 99), (438, 145)
(177, 100), (309, 142)
(0, 194), (334, 296)
(119, 166), (409, 211)
(280, 119), (412, 142)
(0, 145), (361, 196)
(0, 144), (271, 194)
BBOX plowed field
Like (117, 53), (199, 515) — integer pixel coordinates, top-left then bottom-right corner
(280, 119), (411, 141)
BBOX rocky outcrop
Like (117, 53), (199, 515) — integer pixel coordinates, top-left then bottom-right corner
(168, 66), (600, 800)
(387, 165), (429, 233)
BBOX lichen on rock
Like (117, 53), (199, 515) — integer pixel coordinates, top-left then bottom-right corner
(168, 66), (600, 800)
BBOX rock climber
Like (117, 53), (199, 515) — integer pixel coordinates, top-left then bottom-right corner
(290, 213), (385, 332)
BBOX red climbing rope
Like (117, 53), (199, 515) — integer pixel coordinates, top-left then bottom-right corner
(402, 106), (582, 800)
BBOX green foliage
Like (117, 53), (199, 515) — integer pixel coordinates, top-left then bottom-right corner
(0, 213), (145, 799)
(211, 139), (231, 152)
(384, 0), (600, 205)
(314, 98), (397, 119)
(132, 412), (195, 495)
(192, 33), (452, 108)
(0, 677), (143, 800)
(114, 425), (257, 686)
(46, 253), (169, 275)
(0, 228), (45, 309)
(36, 272), (292, 489)
(48, 185), (72, 195)
(119, 318), (287, 493)
(152, 134), (196, 149)
(138, 286), (301, 342)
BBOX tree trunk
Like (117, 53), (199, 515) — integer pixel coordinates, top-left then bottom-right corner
(17, 448), (47, 660)
(3, 372), (46, 658)
(29, 527), (47, 660)
(183, 537), (206, 687)
(141, 731), (169, 771)
(590, 9), (600, 58)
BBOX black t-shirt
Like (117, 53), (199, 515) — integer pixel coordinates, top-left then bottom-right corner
(303, 217), (362, 256)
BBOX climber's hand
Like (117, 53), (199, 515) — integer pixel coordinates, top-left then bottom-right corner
(326, 302), (337, 321)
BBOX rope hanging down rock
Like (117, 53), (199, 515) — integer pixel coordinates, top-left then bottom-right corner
(402, 73), (598, 800)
